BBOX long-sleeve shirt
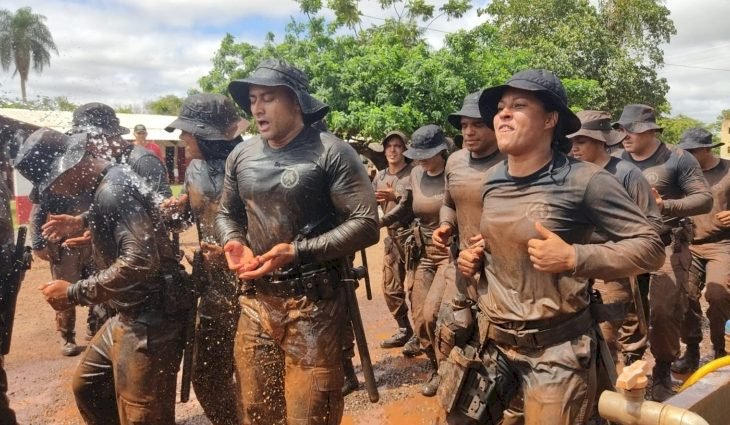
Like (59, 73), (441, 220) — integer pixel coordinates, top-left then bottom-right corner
(115, 144), (172, 199)
(372, 163), (413, 231)
(692, 158), (730, 244)
(215, 127), (379, 268)
(619, 143), (712, 232)
(479, 152), (665, 325)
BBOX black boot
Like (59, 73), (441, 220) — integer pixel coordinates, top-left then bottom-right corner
(380, 314), (413, 349)
(61, 332), (81, 357)
(421, 357), (440, 397)
(650, 361), (675, 402)
(342, 357), (359, 396)
(671, 344), (700, 374)
(402, 335), (422, 357)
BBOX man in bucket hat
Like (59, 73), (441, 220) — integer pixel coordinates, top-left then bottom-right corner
(218, 58), (379, 425)
(615, 104), (713, 401)
(568, 110), (662, 366)
(450, 70), (664, 424)
(15, 127), (186, 424)
(671, 128), (730, 374)
(372, 130), (416, 354)
(162, 93), (248, 425)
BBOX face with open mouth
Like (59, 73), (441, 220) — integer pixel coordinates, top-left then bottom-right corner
(248, 84), (303, 146)
(493, 88), (557, 157)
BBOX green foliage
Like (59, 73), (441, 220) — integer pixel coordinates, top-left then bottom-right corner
(146, 94), (184, 115)
(115, 105), (135, 114)
(0, 7), (58, 101)
(657, 114), (713, 145)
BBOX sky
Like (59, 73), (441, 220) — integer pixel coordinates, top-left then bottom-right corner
(0, 0), (728, 124)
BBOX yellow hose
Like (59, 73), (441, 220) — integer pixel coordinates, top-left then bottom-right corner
(679, 355), (730, 392)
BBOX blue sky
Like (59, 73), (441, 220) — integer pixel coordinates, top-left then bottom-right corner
(1, 0), (728, 125)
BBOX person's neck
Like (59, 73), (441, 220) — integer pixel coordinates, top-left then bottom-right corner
(387, 161), (407, 174)
(700, 155), (721, 171)
(593, 151), (612, 169)
(268, 122), (305, 149)
(135, 139), (147, 146)
(471, 143), (498, 159)
(425, 160), (445, 176)
(507, 143), (552, 177)
(629, 139), (661, 162)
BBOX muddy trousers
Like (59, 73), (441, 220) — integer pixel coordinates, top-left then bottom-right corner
(72, 311), (184, 425)
(381, 235), (408, 319)
(680, 242), (730, 350)
(193, 280), (242, 425)
(0, 356), (16, 425)
(594, 277), (647, 362)
(649, 238), (691, 363)
(49, 244), (91, 339)
(234, 288), (347, 425)
(411, 245), (450, 358)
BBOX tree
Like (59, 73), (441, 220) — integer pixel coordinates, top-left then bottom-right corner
(0, 7), (58, 101)
(146, 94), (184, 115)
(657, 114), (712, 145)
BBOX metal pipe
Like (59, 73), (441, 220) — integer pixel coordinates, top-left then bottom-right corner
(679, 355), (730, 392)
(598, 389), (709, 425)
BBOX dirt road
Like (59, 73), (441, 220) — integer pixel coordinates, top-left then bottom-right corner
(7, 228), (441, 424)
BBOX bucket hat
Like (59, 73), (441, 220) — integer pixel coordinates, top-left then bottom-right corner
(166, 93), (248, 140)
(368, 130), (409, 153)
(70, 103), (129, 137)
(403, 125), (448, 160)
(12, 128), (88, 194)
(567, 110), (626, 146)
(227, 59), (329, 125)
(677, 127), (723, 151)
(478, 69), (581, 136)
(612, 104), (663, 134)
(448, 90), (484, 129)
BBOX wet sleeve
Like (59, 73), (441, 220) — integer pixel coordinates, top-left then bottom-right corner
(440, 165), (457, 229)
(215, 149), (249, 248)
(67, 189), (160, 306)
(625, 167), (664, 235)
(380, 177), (414, 228)
(663, 152), (713, 218)
(293, 142), (379, 264)
(573, 171), (665, 280)
(30, 202), (47, 250)
(134, 155), (173, 199)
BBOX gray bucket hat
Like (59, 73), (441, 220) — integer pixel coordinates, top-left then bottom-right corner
(70, 103), (129, 137)
(12, 128), (88, 194)
(677, 127), (723, 151)
(166, 93), (248, 140)
(448, 90), (484, 129)
(478, 69), (581, 136)
(613, 104), (663, 134)
(403, 125), (448, 160)
(227, 59), (329, 125)
(568, 110), (626, 146)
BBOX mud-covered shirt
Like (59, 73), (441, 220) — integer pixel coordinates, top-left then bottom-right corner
(372, 163), (413, 230)
(67, 166), (176, 311)
(591, 156), (663, 243)
(116, 144), (172, 199)
(410, 165), (445, 234)
(479, 152), (665, 325)
(184, 159), (226, 244)
(216, 127), (379, 267)
(692, 158), (730, 244)
(441, 148), (505, 249)
(619, 143), (712, 232)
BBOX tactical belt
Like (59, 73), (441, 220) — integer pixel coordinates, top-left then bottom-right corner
(485, 308), (593, 349)
(247, 262), (341, 299)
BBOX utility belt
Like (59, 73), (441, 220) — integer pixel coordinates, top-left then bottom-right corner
(116, 291), (165, 322)
(243, 260), (342, 301)
(403, 221), (436, 270)
(481, 308), (593, 350)
(660, 218), (694, 248)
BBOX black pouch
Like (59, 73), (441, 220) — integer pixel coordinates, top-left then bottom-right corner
(161, 266), (195, 315)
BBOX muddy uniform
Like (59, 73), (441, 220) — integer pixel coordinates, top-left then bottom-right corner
(680, 158), (730, 354)
(439, 148), (505, 304)
(183, 159), (241, 424)
(592, 156), (662, 361)
(372, 164), (413, 324)
(30, 190), (93, 346)
(0, 180), (17, 424)
(114, 144), (172, 199)
(479, 152), (664, 425)
(619, 144), (712, 364)
(69, 166), (185, 425)
(216, 127), (378, 425)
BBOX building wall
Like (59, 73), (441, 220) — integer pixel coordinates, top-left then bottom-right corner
(721, 119), (730, 160)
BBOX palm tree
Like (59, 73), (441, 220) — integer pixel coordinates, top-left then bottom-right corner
(0, 7), (58, 102)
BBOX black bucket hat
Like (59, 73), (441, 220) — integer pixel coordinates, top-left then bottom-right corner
(478, 69), (581, 136)
(12, 128), (88, 194)
(568, 110), (626, 146)
(677, 127), (723, 151)
(166, 93), (248, 140)
(403, 124), (448, 160)
(70, 103), (129, 137)
(613, 104), (663, 134)
(227, 59), (329, 125)
(448, 90), (484, 129)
